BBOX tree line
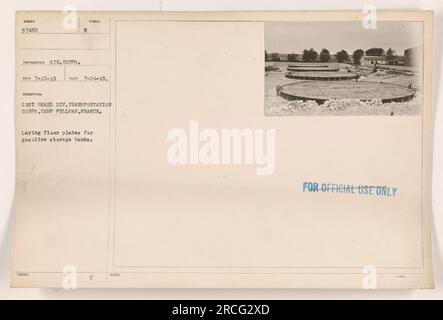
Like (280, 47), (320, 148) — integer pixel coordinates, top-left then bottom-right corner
(265, 47), (397, 64)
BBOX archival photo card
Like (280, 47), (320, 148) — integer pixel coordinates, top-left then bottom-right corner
(13, 11), (433, 289)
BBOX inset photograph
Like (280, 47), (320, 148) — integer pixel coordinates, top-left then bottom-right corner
(265, 22), (423, 116)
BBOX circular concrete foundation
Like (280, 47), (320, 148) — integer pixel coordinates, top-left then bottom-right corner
(285, 71), (358, 81)
(288, 63), (338, 68)
(278, 81), (416, 104)
(287, 66), (340, 72)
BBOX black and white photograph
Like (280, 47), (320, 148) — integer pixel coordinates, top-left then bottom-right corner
(265, 21), (423, 116)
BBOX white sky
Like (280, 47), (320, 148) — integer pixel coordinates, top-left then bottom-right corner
(265, 21), (423, 55)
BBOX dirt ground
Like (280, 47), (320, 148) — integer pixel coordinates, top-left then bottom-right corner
(265, 62), (421, 116)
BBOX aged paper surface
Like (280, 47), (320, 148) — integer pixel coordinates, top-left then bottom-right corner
(13, 11), (433, 288)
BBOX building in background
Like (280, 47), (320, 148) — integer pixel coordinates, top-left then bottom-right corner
(362, 55), (387, 66)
